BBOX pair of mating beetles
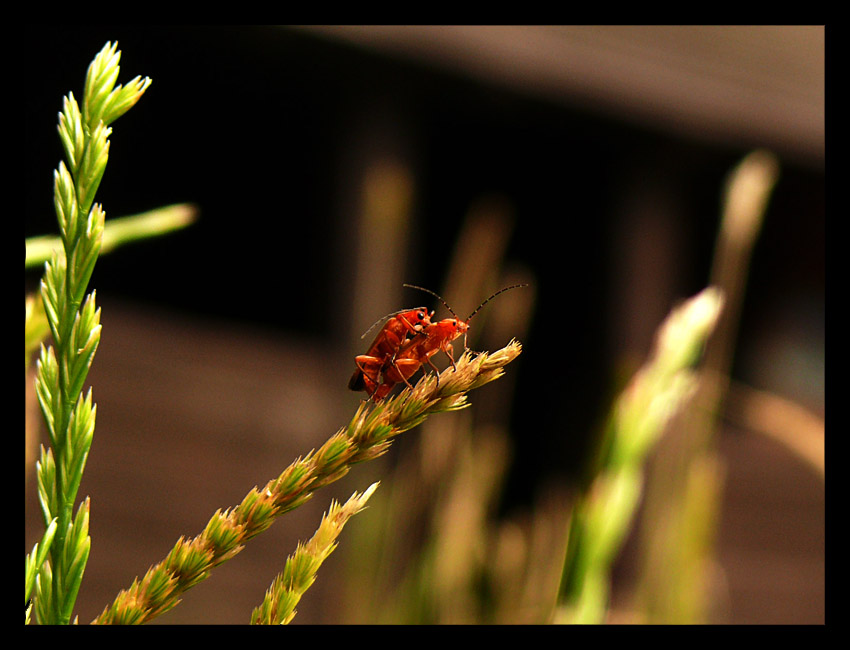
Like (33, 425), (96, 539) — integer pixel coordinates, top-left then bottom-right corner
(348, 283), (526, 401)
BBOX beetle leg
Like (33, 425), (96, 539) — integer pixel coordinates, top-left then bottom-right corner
(388, 358), (421, 390)
(442, 342), (458, 372)
(354, 356), (384, 399)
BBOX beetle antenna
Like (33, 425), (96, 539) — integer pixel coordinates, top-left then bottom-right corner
(466, 284), (529, 321)
(360, 307), (425, 339)
(403, 284), (458, 319)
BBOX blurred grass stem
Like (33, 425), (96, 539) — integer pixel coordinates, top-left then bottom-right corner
(26, 203), (197, 269)
(553, 287), (725, 623)
(634, 150), (779, 623)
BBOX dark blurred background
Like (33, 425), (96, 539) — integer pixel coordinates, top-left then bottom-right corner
(25, 26), (824, 624)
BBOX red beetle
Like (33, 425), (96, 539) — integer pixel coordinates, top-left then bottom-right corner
(349, 306), (433, 400)
(352, 284), (527, 401)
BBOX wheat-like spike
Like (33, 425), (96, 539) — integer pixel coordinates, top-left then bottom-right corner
(29, 41), (150, 626)
(250, 483), (379, 625)
(92, 340), (522, 624)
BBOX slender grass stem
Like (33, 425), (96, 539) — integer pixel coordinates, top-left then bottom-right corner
(92, 341), (522, 624)
(251, 483), (380, 624)
(28, 41), (150, 625)
(634, 150), (778, 623)
(26, 203), (197, 270)
(553, 289), (724, 624)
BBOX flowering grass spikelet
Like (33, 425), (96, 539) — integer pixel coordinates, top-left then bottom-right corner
(28, 40), (150, 625)
(93, 340), (522, 624)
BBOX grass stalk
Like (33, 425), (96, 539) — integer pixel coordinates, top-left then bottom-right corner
(27, 41), (150, 625)
(634, 150), (778, 623)
(251, 483), (380, 624)
(26, 203), (197, 270)
(92, 341), (522, 624)
(552, 288), (725, 624)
